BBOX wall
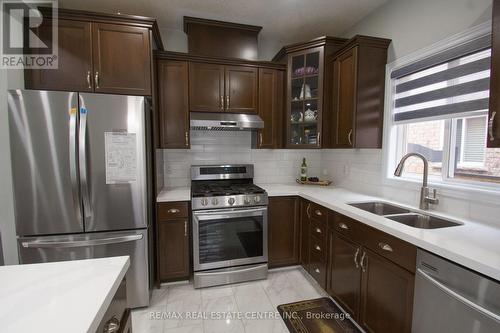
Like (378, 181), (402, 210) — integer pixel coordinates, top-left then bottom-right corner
(319, 0), (499, 226)
(163, 131), (322, 187)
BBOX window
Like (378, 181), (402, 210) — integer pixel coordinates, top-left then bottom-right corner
(389, 33), (500, 187)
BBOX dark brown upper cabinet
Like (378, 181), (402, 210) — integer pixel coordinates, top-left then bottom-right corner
(330, 36), (391, 148)
(252, 68), (284, 148)
(92, 23), (151, 95)
(26, 19), (93, 92)
(225, 66), (258, 114)
(189, 62), (258, 114)
(157, 60), (190, 148)
(489, 0), (500, 147)
(25, 8), (163, 96)
(273, 36), (347, 148)
(268, 196), (300, 268)
(189, 62), (225, 112)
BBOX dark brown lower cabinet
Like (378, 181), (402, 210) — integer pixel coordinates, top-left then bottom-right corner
(299, 199), (310, 268)
(328, 231), (361, 318)
(158, 218), (189, 281)
(359, 249), (415, 333)
(268, 196), (300, 267)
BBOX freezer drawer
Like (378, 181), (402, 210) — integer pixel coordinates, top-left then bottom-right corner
(412, 250), (500, 333)
(18, 229), (149, 308)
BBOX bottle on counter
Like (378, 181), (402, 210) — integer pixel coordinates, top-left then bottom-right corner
(300, 158), (307, 181)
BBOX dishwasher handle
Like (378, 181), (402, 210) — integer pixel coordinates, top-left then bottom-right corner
(417, 268), (500, 322)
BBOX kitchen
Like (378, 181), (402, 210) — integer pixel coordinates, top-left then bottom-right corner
(1, 0), (499, 332)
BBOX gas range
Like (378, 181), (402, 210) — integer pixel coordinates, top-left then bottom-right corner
(190, 165), (268, 210)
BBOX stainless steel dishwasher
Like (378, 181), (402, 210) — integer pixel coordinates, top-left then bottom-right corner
(412, 249), (500, 333)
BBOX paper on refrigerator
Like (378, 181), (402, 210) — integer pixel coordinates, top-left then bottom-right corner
(104, 132), (137, 184)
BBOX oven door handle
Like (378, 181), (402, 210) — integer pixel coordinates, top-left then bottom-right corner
(193, 207), (267, 219)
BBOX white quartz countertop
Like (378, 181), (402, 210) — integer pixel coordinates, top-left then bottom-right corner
(157, 183), (500, 282)
(0, 256), (130, 333)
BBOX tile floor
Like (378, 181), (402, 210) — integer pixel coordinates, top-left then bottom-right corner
(132, 267), (329, 333)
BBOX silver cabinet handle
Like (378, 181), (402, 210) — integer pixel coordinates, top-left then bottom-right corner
(489, 111), (496, 141)
(338, 223), (349, 230)
(86, 71), (92, 89)
(378, 242), (393, 252)
(315, 227), (322, 234)
(360, 251), (367, 272)
(226, 95), (230, 109)
(314, 268), (320, 274)
(348, 129), (353, 146)
(317, 131), (321, 147)
(417, 268), (500, 322)
(306, 203), (311, 218)
(167, 208), (180, 214)
(185, 131), (189, 146)
(103, 316), (120, 333)
(353, 247), (360, 268)
(259, 132), (263, 147)
(94, 71), (99, 89)
(220, 95), (224, 111)
(22, 234), (143, 248)
(315, 209), (323, 216)
(184, 220), (187, 237)
(315, 245), (321, 251)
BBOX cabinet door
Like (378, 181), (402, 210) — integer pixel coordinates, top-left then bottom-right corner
(26, 19), (93, 92)
(489, 0), (500, 147)
(328, 232), (362, 318)
(299, 199), (310, 269)
(268, 197), (299, 267)
(157, 60), (189, 148)
(257, 68), (283, 148)
(158, 219), (189, 281)
(333, 47), (357, 147)
(189, 62), (225, 112)
(359, 249), (414, 333)
(225, 65), (258, 114)
(92, 23), (151, 95)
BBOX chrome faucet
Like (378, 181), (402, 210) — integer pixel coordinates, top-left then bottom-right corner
(394, 153), (439, 210)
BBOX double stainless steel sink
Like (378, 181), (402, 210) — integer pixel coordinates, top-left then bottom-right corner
(349, 202), (462, 229)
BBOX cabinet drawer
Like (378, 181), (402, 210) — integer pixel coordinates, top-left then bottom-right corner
(309, 251), (327, 288)
(360, 226), (417, 273)
(310, 203), (328, 224)
(158, 202), (189, 219)
(310, 234), (327, 262)
(310, 218), (327, 242)
(330, 213), (360, 242)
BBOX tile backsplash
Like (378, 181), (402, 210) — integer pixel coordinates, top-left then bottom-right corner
(162, 131), (322, 187)
(160, 132), (500, 226)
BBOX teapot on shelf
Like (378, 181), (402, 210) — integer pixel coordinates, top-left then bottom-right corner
(304, 108), (317, 122)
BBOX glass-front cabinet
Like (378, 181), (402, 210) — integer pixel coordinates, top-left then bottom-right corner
(273, 36), (347, 148)
(289, 48), (323, 147)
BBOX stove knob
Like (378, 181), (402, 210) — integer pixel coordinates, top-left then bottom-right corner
(244, 197), (251, 205)
(254, 196), (261, 204)
(228, 197), (235, 206)
(201, 198), (208, 206)
(212, 198), (219, 206)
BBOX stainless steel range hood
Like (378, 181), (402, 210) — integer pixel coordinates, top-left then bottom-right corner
(190, 112), (264, 131)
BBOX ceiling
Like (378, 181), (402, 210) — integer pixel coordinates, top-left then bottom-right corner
(59, 0), (388, 56)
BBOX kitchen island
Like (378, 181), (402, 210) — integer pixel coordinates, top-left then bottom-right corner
(0, 256), (130, 333)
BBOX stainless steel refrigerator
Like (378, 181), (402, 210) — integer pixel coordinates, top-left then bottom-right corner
(8, 90), (152, 308)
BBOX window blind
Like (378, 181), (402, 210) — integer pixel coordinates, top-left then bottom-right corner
(392, 35), (492, 123)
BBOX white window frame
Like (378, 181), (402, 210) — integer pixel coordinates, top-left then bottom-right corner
(382, 20), (500, 201)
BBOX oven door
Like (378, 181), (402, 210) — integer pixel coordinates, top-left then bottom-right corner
(192, 207), (268, 271)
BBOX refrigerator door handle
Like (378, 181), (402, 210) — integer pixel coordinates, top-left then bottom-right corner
(69, 105), (83, 230)
(21, 234), (143, 248)
(78, 106), (92, 226)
